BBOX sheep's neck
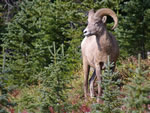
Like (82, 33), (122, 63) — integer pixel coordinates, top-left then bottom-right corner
(95, 28), (112, 51)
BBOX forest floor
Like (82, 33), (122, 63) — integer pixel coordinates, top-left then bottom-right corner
(9, 57), (150, 113)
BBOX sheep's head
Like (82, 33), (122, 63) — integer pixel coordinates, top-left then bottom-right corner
(83, 8), (118, 36)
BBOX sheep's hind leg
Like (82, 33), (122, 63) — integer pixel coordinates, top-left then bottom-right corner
(111, 63), (116, 73)
(89, 70), (96, 98)
(95, 64), (102, 103)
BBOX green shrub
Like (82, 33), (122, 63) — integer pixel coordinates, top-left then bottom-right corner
(92, 56), (122, 113)
(118, 55), (150, 83)
(0, 75), (16, 113)
(122, 54), (150, 113)
(37, 42), (74, 112)
(10, 42), (78, 113)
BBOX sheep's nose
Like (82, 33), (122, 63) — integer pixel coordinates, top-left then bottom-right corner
(83, 29), (87, 34)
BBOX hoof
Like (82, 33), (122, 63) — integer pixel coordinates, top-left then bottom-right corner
(90, 94), (95, 98)
(91, 96), (95, 99)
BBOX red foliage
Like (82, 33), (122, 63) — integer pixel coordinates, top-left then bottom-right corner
(9, 108), (15, 113)
(80, 104), (90, 113)
(71, 110), (75, 113)
(48, 106), (55, 113)
(10, 90), (20, 98)
(22, 110), (28, 113)
(61, 105), (66, 113)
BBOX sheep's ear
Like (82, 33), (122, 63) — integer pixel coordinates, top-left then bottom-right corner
(88, 9), (94, 22)
(102, 16), (107, 23)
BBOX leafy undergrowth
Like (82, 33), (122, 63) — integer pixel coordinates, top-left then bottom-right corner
(7, 66), (94, 113)
(118, 56), (150, 81)
(67, 56), (150, 113)
(8, 68), (93, 113)
(7, 57), (150, 113)
(9, 84), (52, 113)
(67, 68), (95, 113)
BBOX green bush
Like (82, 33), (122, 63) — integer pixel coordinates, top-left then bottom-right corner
(92, 57), (122, 113)
(37, 42), (74, 112)
(2, 0), (83, 85)
(0, 75), (16, 113)
(10, 42), (77, 113)
(122, 55), (150, 113)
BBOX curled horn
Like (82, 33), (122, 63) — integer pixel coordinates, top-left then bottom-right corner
(94, 8), (118, 30)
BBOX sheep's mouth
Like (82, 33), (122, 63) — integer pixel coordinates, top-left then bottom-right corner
(84, 32), (93, 37)
(84, 32), (89, 36)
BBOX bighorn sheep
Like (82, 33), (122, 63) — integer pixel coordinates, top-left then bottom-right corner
(81, 8), (119, 101)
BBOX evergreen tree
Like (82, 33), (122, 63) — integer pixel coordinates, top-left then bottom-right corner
(0, 75), (16, 113)
(92, 57), (121, 113)
(116, 0), (150, 58)
(38, 42), (74, 113)
(122, 54), (150, 113)
(2, 0), (70, 85)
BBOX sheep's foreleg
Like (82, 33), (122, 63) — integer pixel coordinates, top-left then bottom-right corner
(83, 61), (90, 98)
